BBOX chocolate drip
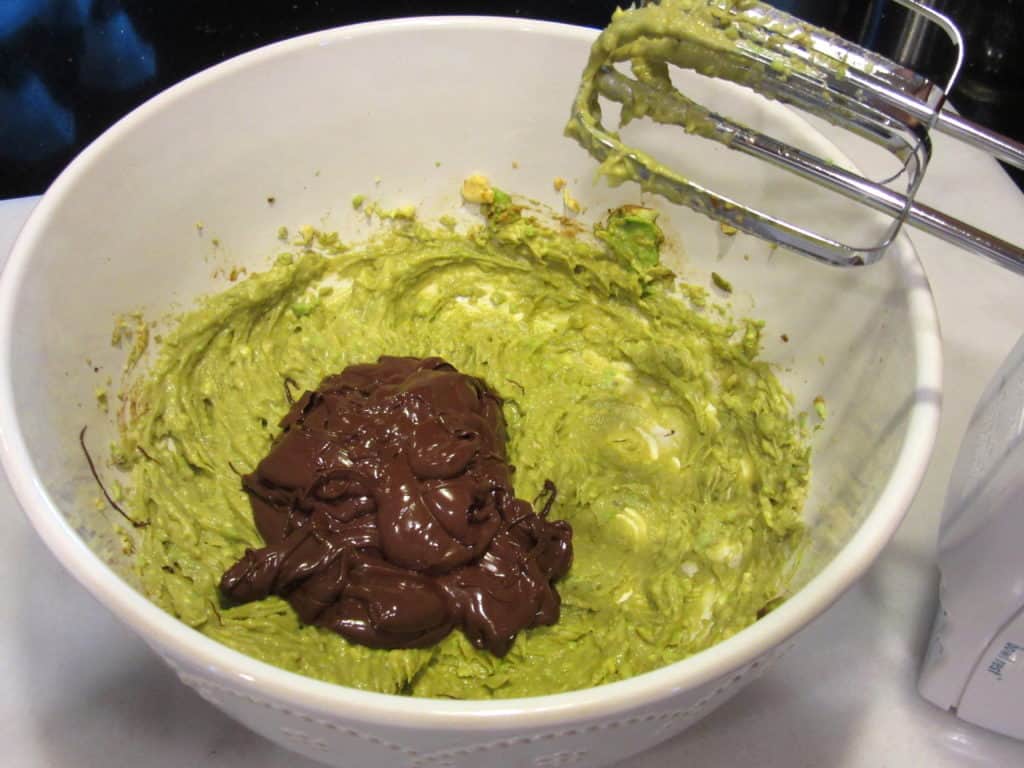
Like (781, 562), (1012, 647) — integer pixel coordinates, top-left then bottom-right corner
(220, 356), (573, 656)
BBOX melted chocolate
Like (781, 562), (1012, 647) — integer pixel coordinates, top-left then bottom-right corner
(220, 356), (573, 656)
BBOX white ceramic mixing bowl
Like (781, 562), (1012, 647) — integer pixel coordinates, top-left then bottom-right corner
(0, 17), (941, 768)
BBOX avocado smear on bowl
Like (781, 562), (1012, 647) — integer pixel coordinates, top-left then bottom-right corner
(114, 185), (810, 699)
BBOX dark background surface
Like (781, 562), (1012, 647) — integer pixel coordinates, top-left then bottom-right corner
(2, 0), (1022, 198)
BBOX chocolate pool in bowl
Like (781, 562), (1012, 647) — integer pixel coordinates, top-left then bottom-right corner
(219, 356), (574, 657)
(0, 17), (940, 768)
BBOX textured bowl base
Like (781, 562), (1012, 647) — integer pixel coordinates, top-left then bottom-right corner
(162, 645), (789, 768)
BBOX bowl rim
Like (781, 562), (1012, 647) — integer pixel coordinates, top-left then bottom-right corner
(0, 15), (942, 729)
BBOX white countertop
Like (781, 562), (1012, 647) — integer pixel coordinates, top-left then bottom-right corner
(3, 124), (1024, 767)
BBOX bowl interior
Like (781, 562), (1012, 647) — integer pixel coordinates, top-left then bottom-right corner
(0, 18), (939, 711)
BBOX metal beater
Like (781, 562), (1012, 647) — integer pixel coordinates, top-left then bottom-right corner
(566, 0), (1024, 272)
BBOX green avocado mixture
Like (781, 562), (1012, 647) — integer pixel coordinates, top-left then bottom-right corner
(117, 188), (809, 699)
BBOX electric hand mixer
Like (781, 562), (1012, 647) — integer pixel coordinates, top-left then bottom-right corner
(566, 0), (1024, 272)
